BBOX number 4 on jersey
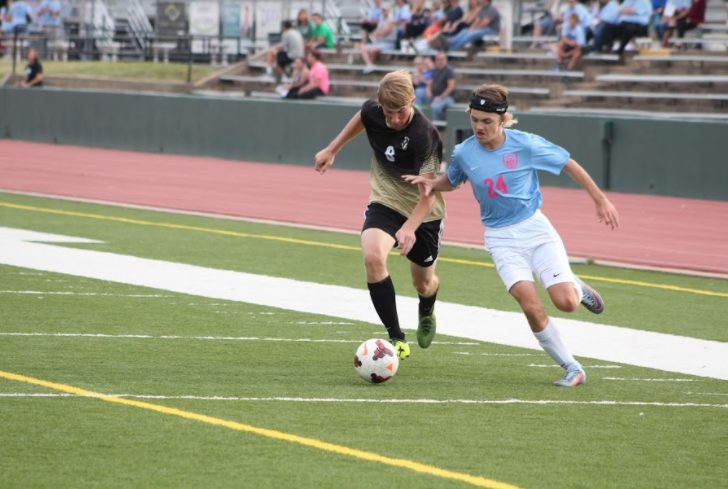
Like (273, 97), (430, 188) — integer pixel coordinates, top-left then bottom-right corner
(484, 175), (508, 198)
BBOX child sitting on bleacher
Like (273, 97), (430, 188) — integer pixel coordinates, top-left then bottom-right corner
(554, 12), (586, 77)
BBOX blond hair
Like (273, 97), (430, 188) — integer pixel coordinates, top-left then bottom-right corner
(377, 70), (415, 109)
(466, 83), (518, 127)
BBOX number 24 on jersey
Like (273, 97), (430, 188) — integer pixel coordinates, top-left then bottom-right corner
(484, 175), (508, 198)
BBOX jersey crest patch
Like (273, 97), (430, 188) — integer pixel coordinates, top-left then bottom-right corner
(402, 137), (410, 150)
(502, 152), (518, 169)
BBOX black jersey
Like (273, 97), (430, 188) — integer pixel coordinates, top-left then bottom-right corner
(360, 99), (446, 221)
(25, 60), (43, 87)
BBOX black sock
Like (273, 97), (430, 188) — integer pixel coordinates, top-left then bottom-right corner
(418, 286), (439, 316)
(367, 276), (404, 341)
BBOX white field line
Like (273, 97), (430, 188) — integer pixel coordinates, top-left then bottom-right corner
(2, 227), (727, 381)
(287, 321), (355, 325)
(0, 332), (479, 345)
(0, 290), (172, 297)
(0, 392), (726, 408)
(685, 392), (728, 396)
(528, 364), (622, 369)
(455, 352), (537, 356)
(603, 377), (701, 382)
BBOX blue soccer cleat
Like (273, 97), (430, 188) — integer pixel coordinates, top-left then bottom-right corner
(554, 367), (586, 387)
(576, 277), (604, 314)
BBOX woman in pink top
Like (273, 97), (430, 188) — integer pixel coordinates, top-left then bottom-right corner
(293, 49), (329, 99)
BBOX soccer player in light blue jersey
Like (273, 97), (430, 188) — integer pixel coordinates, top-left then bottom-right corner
(403, 83), (619, 387)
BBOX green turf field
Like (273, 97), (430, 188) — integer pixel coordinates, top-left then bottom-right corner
(1, 60), (221, 83)
(0, 191), (726, 489)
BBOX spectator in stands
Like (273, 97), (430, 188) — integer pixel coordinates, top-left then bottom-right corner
(412, 55), (434, 105)
(419, 51), (456, 121)
(308, 13), (335, 49)
(360, 0), (383, 44)
(3, 0), (31, 37)
(423, 0), (462, 39)
(443, 0), (478, 37)
(431, 0), (446, 23)
(661, 0), (705, 47)
(361, 3), (397, 73)
(439, 0), (500, 52)
(401, 0), (431, 45)
(20, 47), (42, 88)
(403, 83), (618, 388)
(655, 0), (690, 43)
(554, 13), (586, 78)
(428, 0), (477, 49)
(591, 0), (620, 52)
(394, 0), (413, 40)
(266, 20), (305, 83)
(531, 0), (566, 48)
(650, 0), (667, 41)
(295, 9), (311, 40)
(563, 0), (592, 34)
(38, 0), (61, 39)
(281, 57), (310, 99)
(601, 0), (652, 54)
(291, 49), (329, 99)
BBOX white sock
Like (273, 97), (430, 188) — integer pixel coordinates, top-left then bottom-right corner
(574, 279), (583, 301)
(533, 319), (580, 370)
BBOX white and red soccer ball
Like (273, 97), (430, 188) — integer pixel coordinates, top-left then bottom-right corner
(354, 338), (399, 383)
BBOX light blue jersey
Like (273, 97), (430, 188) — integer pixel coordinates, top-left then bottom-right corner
(618, 0), (652, 25)
(597, 0), (620, 25)
(561, 23), (586, 46)
(447, 129), (570, 228)
(39, 0), (61, 27)
(564, 3), (591, 31)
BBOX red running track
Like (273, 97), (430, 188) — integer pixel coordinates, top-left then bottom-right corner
(1, 140), (727, 276)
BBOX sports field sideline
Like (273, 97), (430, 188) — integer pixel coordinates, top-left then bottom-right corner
(1, 191), (726, 488)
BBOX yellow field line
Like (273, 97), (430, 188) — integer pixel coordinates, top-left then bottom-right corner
(0, 369), (520, 489)
(1, 201), (726, 299)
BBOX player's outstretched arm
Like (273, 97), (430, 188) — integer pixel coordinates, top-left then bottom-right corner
(314, 111), (366, 174)
(402, 173), (460, 196)
(563, 158), (620, 230)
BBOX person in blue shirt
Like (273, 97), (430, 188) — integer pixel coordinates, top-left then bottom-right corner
(591, 0), (620, 52)
(601, 0), (652, 54)
(403, 83), (619, 387)
(3, 0), (31, 35)
(562, 0), (592, 33)
(651, 0), (668, 40)
(555, 13), (586, 74)
(38, 0), (61, 38)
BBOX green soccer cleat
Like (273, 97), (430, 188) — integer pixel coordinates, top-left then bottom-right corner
(417, 310), (437, 349)
(390, 339), (410, 360)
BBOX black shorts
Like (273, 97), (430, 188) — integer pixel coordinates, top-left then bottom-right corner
(361, 21), (377, 33)
(362, 203), (443, 268)
(276, 51), (294, 68)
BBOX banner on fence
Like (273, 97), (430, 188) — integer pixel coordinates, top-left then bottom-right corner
(190, 1), (220, 52)
(221, 2), (242, 37)
(157, 1), (188, 36)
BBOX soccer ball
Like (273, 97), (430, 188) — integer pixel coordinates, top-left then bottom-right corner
(354, 338), (399, 384)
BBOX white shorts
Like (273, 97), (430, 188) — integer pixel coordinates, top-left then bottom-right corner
(484, 210), (581, 294)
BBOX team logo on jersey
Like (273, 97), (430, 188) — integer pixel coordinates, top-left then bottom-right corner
(502, 152), (518, 169)
(402, 137), (410, 150)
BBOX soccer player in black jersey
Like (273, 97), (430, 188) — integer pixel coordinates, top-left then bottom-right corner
(314, 70), (445, 359)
